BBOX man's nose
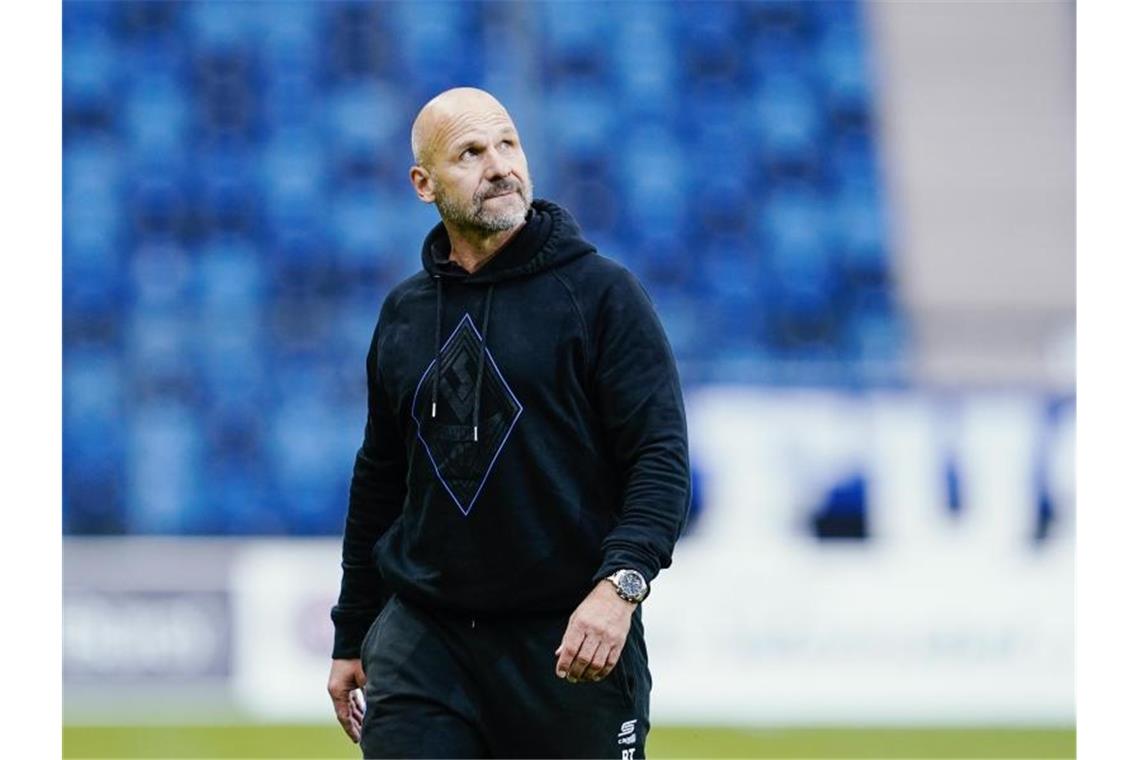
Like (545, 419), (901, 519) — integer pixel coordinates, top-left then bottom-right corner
(484, 146), (510, 179)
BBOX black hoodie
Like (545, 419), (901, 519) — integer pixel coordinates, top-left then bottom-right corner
(331, 199), (691, 659)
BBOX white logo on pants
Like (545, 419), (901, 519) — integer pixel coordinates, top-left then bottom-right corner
(618, 719), (638, 757)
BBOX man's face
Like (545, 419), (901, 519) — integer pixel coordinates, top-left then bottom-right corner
(421, 109), (533, 233)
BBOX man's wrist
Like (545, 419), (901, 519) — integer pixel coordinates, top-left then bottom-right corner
(604, 568), (650, 604)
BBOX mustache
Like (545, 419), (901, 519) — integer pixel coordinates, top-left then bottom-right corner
(477, 179), (523, 202)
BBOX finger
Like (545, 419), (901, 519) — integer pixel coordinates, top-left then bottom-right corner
(332, 694), (349, 722)
(331, 693), (358, 739)
(566, 637), (593, 681)
(585, 643), (613, 681)
(349, 689), (365, 727)
(337, 708), (360, 743)
(599, 646), (621, 680)
(568, 637), (600, 682)
(556, 634), (584, 679)
(344, 710), (361, 744)
(555, 627), (585, 679)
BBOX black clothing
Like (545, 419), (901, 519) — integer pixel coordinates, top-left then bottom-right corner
(331, 199), (690, 659)
(359, 595), (650, 759)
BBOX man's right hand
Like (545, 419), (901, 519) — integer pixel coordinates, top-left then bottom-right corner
(328, 658), (367, 743)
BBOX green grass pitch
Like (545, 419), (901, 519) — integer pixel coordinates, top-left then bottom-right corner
(63, 723), (1075, 758)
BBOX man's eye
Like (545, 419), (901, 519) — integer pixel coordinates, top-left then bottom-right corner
(461, 148), (478, 159)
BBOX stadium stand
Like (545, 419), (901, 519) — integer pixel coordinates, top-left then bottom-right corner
(63, 1), (903, 535)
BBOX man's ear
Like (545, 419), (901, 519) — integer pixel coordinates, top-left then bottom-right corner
(410, 166), (435, 203)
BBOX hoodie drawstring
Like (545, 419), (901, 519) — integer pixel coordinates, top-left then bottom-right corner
(430, 276), (495, 444)
(472, 284), (494, 442)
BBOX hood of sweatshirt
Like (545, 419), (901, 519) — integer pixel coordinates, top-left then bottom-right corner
(419, 198), (596, 283)
(418, 199), (595, 444)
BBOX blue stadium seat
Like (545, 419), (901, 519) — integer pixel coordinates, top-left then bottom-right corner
(675, 0), (740, 44)
(614, 5), (677, 103)
(63, 0), (115, 35)
(391, 2), (479, 96)
(746, 28), (814, 84)
(253, 0), (319, 63)
(208, 471), (282, 535)
(833, 187), (889, 272)
(64, 142), (124, 312)
(125, 402), (204, 533)
(816, 19), (871, 110)
(259, 128), (326, 220)
(330, 188), (390, 264)
(753, 74), (824, 168)
(65, 349), (123, 462)
(544, 86), (616, 161)
(186, 0), (255, 53)
(324, 81), (407, 155)
(124, 75), (189, 157)
(761, 187), (834, 262)
(197, 238), (264, 309)
(124, 308), (197, 396)
(541, 1), (616, 85)
(63, 34), (118, 113)
(269, 397), (361, 532)
(639, 291), (703, 366)
(261, 70), (321, 128)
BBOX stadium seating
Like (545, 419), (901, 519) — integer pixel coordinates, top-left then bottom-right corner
(63, 0), (904, 535)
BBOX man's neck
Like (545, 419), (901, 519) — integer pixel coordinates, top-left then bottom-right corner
(442, 220), (527, 274)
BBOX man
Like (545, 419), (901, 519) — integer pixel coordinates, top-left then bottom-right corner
(326, 87), (690, 759)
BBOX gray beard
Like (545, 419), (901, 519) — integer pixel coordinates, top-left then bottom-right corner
(436, 181), (534, 234)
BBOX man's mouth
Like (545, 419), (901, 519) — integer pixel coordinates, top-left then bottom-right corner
(482, 187), (518, 200)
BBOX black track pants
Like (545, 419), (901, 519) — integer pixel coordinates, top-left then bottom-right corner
(359, 595), (651, 759)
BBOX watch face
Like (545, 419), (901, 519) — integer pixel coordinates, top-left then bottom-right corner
(619, 572), (644, 598)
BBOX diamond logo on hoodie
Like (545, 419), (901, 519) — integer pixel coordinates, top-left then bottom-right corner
(411, 313), (523, 516)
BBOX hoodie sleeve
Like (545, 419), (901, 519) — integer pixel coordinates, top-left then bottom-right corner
(329, 318), (408, 659)
(588, 268), (691, 588)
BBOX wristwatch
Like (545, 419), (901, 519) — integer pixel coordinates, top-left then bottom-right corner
(606, 569), (650, 604)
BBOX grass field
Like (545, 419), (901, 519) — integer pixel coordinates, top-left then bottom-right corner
(63, 724), (1075, 759)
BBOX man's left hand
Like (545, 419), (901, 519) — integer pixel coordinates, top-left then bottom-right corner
(554, 579), (636, 684)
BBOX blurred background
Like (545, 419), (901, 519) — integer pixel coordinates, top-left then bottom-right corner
(62, 1), (1074, 757)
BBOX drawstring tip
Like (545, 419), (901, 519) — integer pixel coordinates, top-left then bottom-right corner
(473, 425), (478, 442)
(431, 402), (436, 418)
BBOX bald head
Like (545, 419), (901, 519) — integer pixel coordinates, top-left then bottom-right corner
(411, 87), (514, 170)
(408, 86), (533, 235)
